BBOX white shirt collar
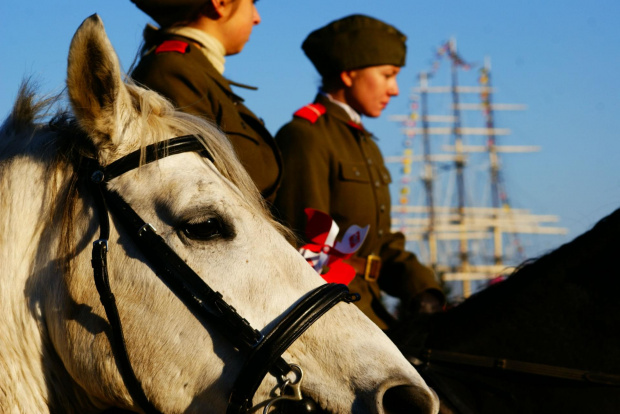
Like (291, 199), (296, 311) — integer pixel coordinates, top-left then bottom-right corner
(164, 26), (226, 74)
(323, 92), (362, 125)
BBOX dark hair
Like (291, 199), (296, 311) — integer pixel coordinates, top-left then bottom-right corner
(320, 72), (345, 94)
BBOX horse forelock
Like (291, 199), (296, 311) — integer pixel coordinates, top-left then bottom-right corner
(2, 81), (56, 139)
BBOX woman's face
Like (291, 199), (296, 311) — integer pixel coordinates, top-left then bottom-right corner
(222, 0), (261, 55)
(343, 65), (401, 118)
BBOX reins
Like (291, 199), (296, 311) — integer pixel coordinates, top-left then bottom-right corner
(419, 348), (620, 386)
(87, 135), (360, 413)
(415, 348), (620, 414)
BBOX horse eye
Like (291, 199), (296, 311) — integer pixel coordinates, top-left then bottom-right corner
(183, 217), (229, 241)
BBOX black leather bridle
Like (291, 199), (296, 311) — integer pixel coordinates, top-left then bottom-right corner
(86, 135), (360, 413)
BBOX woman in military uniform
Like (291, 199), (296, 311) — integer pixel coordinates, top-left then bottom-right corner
(130, 0), (282, 202)
(273, 15), (444, 330)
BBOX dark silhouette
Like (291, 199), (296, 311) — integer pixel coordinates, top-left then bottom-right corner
(391, 208), (620, 414)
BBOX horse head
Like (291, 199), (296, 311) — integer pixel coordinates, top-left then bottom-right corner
(0, 15), (439, 414)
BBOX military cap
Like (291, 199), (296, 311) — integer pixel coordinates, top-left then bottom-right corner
(302, 14), (407, 76)
(131, 0), (208, 27)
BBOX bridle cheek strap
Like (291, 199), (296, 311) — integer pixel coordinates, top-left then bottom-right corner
(87, 136), (360, 413)
(91, 176), (161, 414)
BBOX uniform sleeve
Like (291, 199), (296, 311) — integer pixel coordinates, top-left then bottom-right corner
(378, 230), (445, 303)
(273, 121), (331, 244)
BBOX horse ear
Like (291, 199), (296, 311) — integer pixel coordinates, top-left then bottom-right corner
(66, 14), (135, 154)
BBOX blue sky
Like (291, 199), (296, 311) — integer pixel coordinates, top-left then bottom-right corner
(2, 0), (619, 259)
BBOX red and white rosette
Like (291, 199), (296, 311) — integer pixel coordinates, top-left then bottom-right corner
(299, 208), (369, 285)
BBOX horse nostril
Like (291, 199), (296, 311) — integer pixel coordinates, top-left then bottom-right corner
(383, 385), (436, 414)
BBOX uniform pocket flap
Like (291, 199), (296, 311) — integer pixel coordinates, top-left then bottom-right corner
(339, 162), (370, 182)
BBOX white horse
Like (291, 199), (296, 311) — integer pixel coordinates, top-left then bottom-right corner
(0, 15), (439, 414)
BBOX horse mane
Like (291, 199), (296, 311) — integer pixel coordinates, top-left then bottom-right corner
(2, 78), (291, 275)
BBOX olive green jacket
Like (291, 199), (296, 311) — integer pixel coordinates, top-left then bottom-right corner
(274, 94), (441, 329)
(131, 33), (282, 202)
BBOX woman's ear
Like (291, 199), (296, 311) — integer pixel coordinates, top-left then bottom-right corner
(340, 70), (356, 88)
(200, 0), (222, 19)
(210, 0), (230, 18)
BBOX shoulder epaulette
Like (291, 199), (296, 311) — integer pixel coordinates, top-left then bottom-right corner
(155, 40), (190, 55)
(293, 103), (326, 123)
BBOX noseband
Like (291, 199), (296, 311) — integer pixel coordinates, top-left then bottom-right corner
(87, 135), (360, 413)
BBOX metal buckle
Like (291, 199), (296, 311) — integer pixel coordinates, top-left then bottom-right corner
(364, 255), (381, 282)
(259, 365), (304, 414)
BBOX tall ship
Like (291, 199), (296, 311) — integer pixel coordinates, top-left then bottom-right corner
(387, 39), (567, 301)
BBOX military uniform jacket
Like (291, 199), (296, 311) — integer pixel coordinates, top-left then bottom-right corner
(131, 33), (282, 202)
(274, 94), (441, 329)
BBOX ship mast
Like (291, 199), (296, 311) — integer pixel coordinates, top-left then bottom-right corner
(419, 71), (438, 269)
(388, 39), (567, 300)
(448, 38), (473, 296)
(480, 57), (517, 266)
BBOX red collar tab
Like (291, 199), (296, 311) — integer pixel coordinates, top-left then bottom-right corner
(347, 121), (365, 131)
(293, 103), (327, 123)
(155, 40), (190, 55)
